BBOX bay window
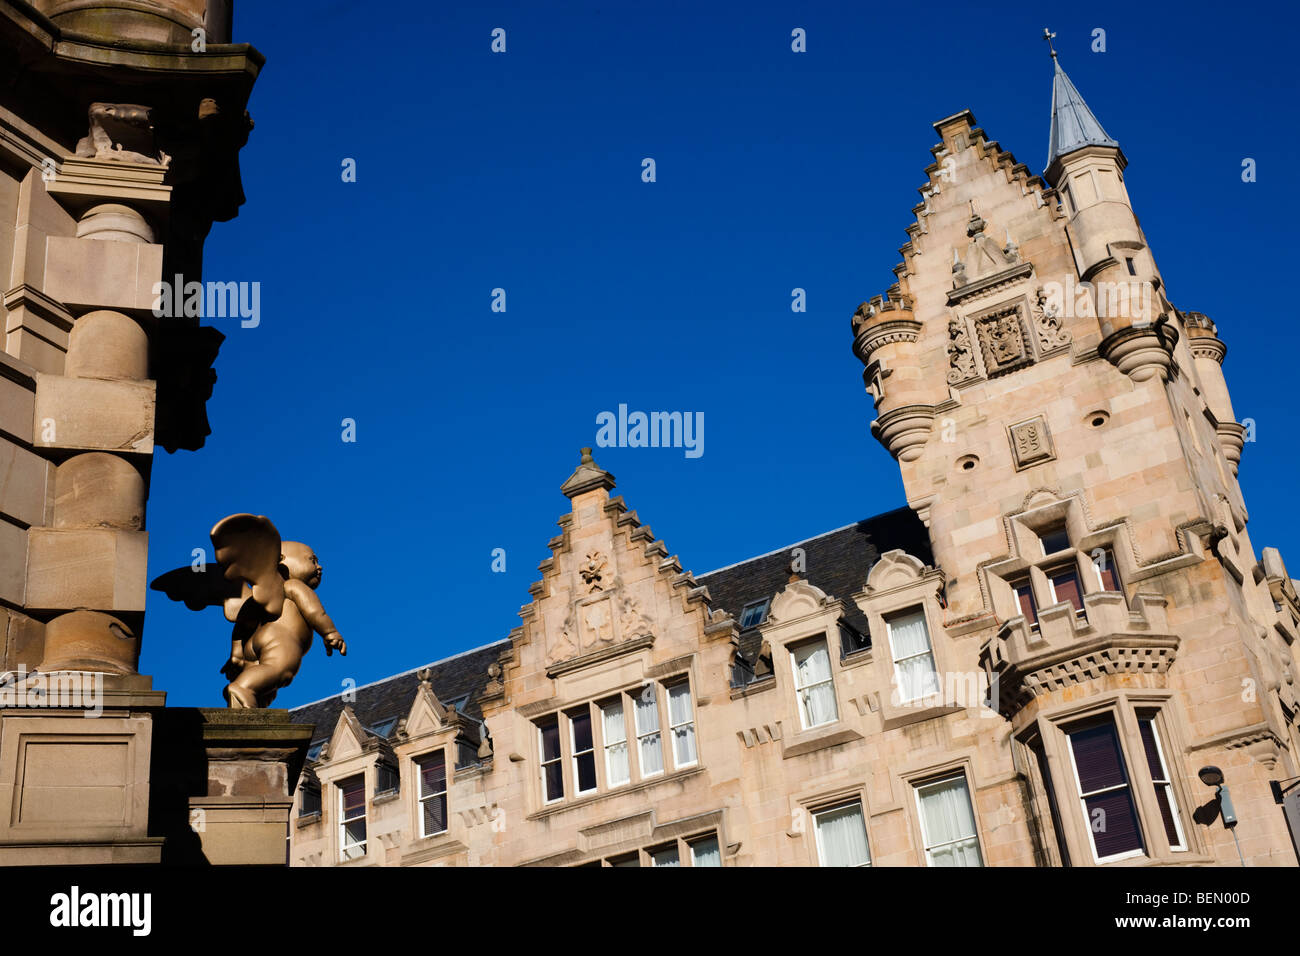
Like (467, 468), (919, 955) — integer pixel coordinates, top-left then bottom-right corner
(1065, 718), (1144, 862)
(1137, 713), (1186, 851)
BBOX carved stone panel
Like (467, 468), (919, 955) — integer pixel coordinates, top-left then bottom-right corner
(946, 317), (977, 385)
(1032, 287), (1072, 353)
(974, 304), (1031, 376)
(1008, 416), (1055, 470)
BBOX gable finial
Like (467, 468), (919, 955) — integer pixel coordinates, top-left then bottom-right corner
(1042, 27), (1057, 59)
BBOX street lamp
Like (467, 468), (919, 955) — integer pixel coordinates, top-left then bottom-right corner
(1198, 765), (1245, 865)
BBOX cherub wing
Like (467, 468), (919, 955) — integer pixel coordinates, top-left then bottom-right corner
(210, 514), (286, 620)
(150, 563), (243, 611)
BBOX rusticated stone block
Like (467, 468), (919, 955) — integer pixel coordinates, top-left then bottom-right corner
(0, 522), (26, 605)
(25, 527), (148, 612)
(0, 435), (49, 527)
(42, 235), (162, 312)
(0, 366), (36, 443)
(32, 374), (155, 453)
(0, 607), (45, 671)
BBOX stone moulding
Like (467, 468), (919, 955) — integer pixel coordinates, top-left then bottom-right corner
(544, 633), (654, 679)
(981, 628), (1180, 719)
(871, 404), (936, 462)
(852, 315), (922, 367)
(1098, 324), (1174, 382)
(947, 260), (1034, 306)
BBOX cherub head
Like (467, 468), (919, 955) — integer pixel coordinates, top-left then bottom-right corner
(279, 541), (323, 589)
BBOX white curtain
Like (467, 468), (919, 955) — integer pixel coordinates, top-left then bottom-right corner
(691, 837), (721, 867)
(890, 611), (940, 701)
(668, 684), (697, 766)
(602, 701), (629, 786)
(794, 642), (838, 726)
(918, 777), (982, 867)
(815, 804), (870, 866)
(651, 846), (679, 867)
(635, 687), (663, 775)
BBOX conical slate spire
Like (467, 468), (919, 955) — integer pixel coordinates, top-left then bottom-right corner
(1046, 56), (1119, 171)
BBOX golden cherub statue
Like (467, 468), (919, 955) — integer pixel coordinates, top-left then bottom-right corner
(151, 514), (346, 707)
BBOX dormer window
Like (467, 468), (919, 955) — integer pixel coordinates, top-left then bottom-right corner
(418, 750), (448, 838)
(739, 599), (770, 630)
(887, 608), (940, 703)
(791, 637), (838, 729)
(338, 776), (367, 861)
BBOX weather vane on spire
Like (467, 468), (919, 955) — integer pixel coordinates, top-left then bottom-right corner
(1042, 27), (1058, 59)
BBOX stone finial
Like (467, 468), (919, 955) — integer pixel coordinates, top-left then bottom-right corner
(417, 667), (433, 687)
(560, 446), (616, 499)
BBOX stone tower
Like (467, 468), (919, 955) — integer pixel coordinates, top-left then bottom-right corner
(850, 52), (1299, 865)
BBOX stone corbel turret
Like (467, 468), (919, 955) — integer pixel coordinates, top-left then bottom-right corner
(1185, 312), (1246, 473)
(850, 295), (937, 462)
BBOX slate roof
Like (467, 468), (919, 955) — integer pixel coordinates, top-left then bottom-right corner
(697, 506), (933, 664)
(288, 507), (932, 742)
(1046, 56), (1120, 171)
(288, 640), (510, 747)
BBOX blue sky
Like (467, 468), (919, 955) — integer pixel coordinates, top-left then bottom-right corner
(142, 0), (1299, 707)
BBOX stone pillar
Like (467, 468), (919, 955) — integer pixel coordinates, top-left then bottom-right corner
(149, 708), (313, 865)
(0, 0), (264, 864)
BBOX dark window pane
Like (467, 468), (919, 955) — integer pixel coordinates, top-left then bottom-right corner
(1070, 722), (1128, 793)
(839, 624), (870, 656)
(1041, 528), (1070, 554)
(1015, 582), (1038, 624)
(1153, 787), (1180, 847)
(572, 711), (593, 752)
(1137, 720), (1163, 780)
(1085, 789), (1143, 858)
(1050, 568), (1083, 612)
(341, 778), (365, 817)
(421, 752), (446, 796)
(423, 793), (447, 835)
(344, 819), (367, 845)
(543, 761), (564, 801)
(301, 787), (321, 816)
(540, 718), (561, 761)
(576, 751), (597, 792)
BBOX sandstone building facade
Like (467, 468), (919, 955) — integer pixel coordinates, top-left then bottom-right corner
(288, 58), (1300, 866)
